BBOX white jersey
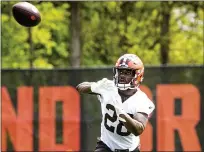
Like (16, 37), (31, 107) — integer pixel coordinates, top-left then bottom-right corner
(91, 78), (155, 151)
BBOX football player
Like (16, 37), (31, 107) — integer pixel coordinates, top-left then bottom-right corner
(76, 54), (155, 152)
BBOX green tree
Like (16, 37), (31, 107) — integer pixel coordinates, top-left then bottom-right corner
(1, 1), (203, 68)
(2, 1), (70, 68)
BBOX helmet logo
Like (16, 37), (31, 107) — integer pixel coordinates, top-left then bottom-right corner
(119, 58), (128, 67)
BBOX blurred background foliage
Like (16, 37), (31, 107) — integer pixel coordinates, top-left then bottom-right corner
(1, 1), (204, 68)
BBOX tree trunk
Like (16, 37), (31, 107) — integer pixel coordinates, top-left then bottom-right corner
(27, 27), (33, 68)
(119, 2), (133, 53)
(70, 2), (81, 67)
(160, 2), (171, 65)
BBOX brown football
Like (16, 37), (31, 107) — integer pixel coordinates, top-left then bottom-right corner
(12, 2), (41, 27)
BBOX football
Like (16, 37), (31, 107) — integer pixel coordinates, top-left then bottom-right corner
(12, 2), (41, 27)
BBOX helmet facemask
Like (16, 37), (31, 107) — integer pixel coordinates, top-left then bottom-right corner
(113, 67), (143, 90)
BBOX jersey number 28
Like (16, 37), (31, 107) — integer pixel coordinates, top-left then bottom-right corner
(104, 104), (133, 136)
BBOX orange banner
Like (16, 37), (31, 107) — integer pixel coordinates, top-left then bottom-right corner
(1, 84), (201, 151)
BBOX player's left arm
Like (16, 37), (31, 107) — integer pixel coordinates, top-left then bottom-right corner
(116, 98), (154, 136)
(119, 112), (149, 136)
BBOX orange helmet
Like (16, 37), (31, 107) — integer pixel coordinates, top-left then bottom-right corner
(113, 54), (144, 90)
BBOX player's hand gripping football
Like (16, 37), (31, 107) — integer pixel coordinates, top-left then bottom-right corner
(112, 95), (128, 122)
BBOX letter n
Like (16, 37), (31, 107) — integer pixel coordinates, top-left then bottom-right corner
(1, 87), (33, 151)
